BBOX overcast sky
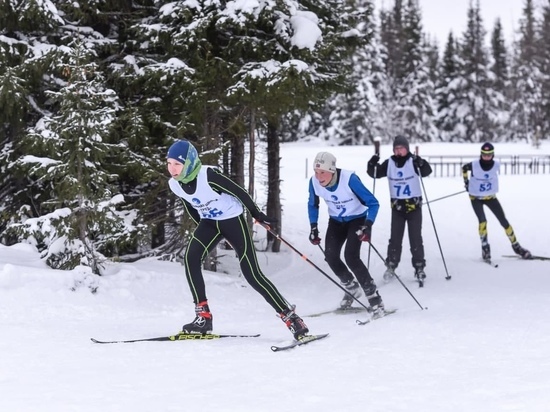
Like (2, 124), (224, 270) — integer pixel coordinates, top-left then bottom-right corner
(375, 0), (528, 46)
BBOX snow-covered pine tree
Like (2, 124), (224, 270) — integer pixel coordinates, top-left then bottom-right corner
(508, 0), (542, 142)
(0, 0), (67, 239)
(446, 1), (494, 142)
(315, 0), (378, 145)
(8, 43), (131, 274)
(128, 0), (364, 252)
(488, 19), (511, 141)
(435, 32), (462, 141)
(393, 0), (438, 142)
(538, 0), (550, 143)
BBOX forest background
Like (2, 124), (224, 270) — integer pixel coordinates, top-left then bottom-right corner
(0, 0), (548, 274)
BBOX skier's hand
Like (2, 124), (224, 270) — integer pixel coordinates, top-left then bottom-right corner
(256, 212), (277, 228)
(368, 155), (380, 166)
(464, 179), (469, 190)
(309, 224), (321, 245)
(356, 220), (373, 242)
(413, 155), (425, 168)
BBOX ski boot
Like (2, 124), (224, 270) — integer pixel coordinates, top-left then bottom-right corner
(415, 267), (427, 281)
(339, 279), (363, 309)
(512, 242), (532, 259)
(364, 281), (385, 318)
(414, 266), (427, 287)
(280, 307), (309, 340)
(181, 301), (213, 334)
(482, 244), (491, 262)
(383, 265), (396, 283)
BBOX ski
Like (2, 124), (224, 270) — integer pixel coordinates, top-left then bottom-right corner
(356, 309), (398, 326)
(502, 255), (550, 261)
(270, 333), (329, 352)
(304, 306), (370, 318)
(91, 333), (261, 344)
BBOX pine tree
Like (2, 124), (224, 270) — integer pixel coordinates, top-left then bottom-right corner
(536, 0), (550, 142)
(393, 0), (438, 142)
(125, 0), (364, 252)
(488, 19), (511, 140)
(509, 0), (542, 142)
(446, 1), (494, 142)
(7, 43), (132, 273)
(435, 32), (462, 141)
(315, 0), (378, 145)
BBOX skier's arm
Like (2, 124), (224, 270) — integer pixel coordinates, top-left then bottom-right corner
(206, 167), (263, 218)
(462, 162), (472, 189)
(418, 159), (432, 177)
(307, 179), (320, 225)
(181, 198), (201, 224)
(367, 159), (389, 178)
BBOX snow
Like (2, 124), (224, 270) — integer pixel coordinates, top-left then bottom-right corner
(290, 11), (322, 50)
(1, 142), (550, 411)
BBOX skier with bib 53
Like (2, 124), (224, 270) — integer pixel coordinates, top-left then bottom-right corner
(462, 142), (531, 261)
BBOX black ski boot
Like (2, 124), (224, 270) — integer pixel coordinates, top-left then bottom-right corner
(340, 279), (362, 309)
(482, 244), (491, 262)
(415, 267), (427, 280)
(181, 301), (213, 334)
(280, 307), (309, 340)
(512, 242), (532, 259)
(363, 281), (385, 318)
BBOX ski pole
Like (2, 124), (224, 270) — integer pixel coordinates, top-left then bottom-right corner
(417, 172), (452, 280)
(422, 190), (466, 206)
(367, 241), (427, 310)
(255, 221), (371, 312)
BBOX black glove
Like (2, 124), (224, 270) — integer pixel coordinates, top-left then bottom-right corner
(464, 180), (469, 190)
(256, 212), (277, 228)
(309, 223), (321, 245)
(368, 155), (380, 166)
(356, 220), (373, 242)
(413, 155), (425, 168)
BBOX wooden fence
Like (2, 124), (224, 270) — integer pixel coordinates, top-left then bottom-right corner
(425, 155), (550, 177)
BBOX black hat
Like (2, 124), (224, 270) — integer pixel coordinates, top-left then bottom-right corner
(480, 142), (494, 155)
(393, 135), (410, 151)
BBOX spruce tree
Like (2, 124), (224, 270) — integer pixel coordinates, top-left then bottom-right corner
(435, 32), (462, 141)
(8, 44), (130, 273)
(488, 19), (511, 140)
(393, 0), (438, 142)
(536, 0), (550, 142)
(509, 0), (542, 142)
(448, 1), (494, 142)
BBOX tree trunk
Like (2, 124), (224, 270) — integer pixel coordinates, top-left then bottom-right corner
(266, 119), (281, 252)
(247, 109), (256, 234)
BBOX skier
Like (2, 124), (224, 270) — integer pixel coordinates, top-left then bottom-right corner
(462, 142), (531, 261)
(307, 151), (385, 315)
(367, 135), (433, 283)
(166, 139), (309, 340)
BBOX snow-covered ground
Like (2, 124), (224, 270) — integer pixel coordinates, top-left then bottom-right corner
(1, 141), (549, 412)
